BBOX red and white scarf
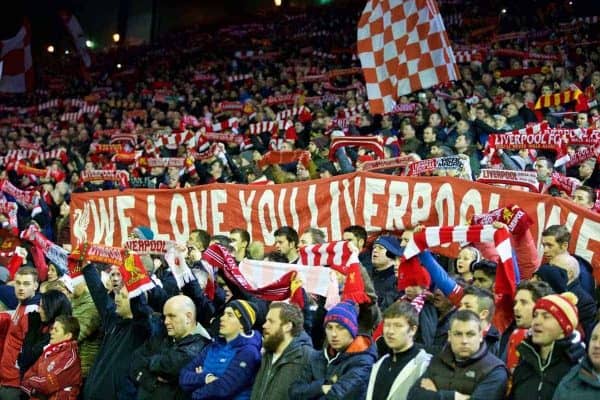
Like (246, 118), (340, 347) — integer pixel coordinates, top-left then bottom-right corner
(403, 225), (517, 301)
(407, 156), (471, 177)
(257, 150), (311, 169)
(328, 135), (385, 161)
(0, 180), (38, 208)
(566, 145), (600, 168)
(0, 198), (18, 229)
(201, 244), (301, 304)
(299, 241), (370, 304)
(471, 205), (533, 236)
(248, 120), (294, 135)
(80, 170), (130, 187)
(20, 224), (68, 273)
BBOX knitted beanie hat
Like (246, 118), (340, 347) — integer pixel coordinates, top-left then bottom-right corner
(324, 300), (359, 338)
(397, 258), (431, 290)
(534, 292), (579, 336)
(228, 300), (257, 334)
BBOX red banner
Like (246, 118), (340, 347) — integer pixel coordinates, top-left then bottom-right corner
(70, 172), (600, 279)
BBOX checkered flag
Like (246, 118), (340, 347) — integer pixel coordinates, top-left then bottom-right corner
(357, 0), (460, 114)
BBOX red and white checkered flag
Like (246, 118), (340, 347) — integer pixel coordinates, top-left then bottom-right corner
(0, 19), (34, 93)
(357, 0), (460, 114)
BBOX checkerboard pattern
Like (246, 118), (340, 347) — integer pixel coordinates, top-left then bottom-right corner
(357, 0), (459, 114)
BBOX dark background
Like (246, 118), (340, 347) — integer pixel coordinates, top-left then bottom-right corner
(1, 1), (599, 52)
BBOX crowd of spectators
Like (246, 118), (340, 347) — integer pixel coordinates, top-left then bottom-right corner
(0, 0), (599, 399)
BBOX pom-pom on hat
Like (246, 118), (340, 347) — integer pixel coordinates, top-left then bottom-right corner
(534, 292), (579, 336)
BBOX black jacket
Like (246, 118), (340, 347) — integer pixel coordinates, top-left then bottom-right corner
(567, 280), (597, 340)
(509, 334), (586, 400)
(130, 326), (210, 400)
(82, 264), (153, 400)
(408, 342), (508, 400)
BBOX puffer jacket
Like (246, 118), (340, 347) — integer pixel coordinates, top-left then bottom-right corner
(290, 335), (377, 400)
(179, 330), (262, 400)
(509, 334), (586, 400)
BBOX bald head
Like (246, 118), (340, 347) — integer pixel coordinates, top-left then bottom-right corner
(163, 295), (197, 339)
(552, 253), (580, 284)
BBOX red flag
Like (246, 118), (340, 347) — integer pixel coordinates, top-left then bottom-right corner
(0, 19), (34, 93)
(357, 0), (460, 114)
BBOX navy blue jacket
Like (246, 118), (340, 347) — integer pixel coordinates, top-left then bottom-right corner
(82, 263), (153, 400)
(179, 330), (262, 400)
(289, 335), (377, 400)
(371, 266), (398, 311)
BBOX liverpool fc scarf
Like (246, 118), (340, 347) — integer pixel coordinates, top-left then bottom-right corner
(471, 205), (533, 236)
(299, 241), (370, 304)
(20, 224), (68, 273)
(68, 243), (154, 297)
(201, 244), (301, 303)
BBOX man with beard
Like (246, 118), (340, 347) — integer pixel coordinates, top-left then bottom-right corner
(251, 302), (312, 400)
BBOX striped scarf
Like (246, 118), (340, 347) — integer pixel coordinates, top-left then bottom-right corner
(299, 241), (370, 304)
(403, 225), (517, 304)
(534, 85), (587, 110)
(201, 244), (299, 303)
(328, 135), (385, 161)
(400, 290), (431, 314)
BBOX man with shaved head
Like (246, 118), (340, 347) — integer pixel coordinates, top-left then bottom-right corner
(130, 295), (211, 399)
(552, 254), (597, 340)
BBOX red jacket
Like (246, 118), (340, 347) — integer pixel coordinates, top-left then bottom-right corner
(0, 298), (39, 387)
(21, 339), (82, 400)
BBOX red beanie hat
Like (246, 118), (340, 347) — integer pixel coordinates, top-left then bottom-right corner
(397, 257), (431, 291)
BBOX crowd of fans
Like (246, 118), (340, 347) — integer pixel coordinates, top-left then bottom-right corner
(0, 0), (599, 399)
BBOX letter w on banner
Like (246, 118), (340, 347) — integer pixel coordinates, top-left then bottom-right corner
(357, 0), (460, 114)
(0, 19), (34, 93)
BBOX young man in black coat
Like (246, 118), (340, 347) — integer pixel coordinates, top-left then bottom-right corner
(408, 310), (508, 400)
(509, 292), (586, 400)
